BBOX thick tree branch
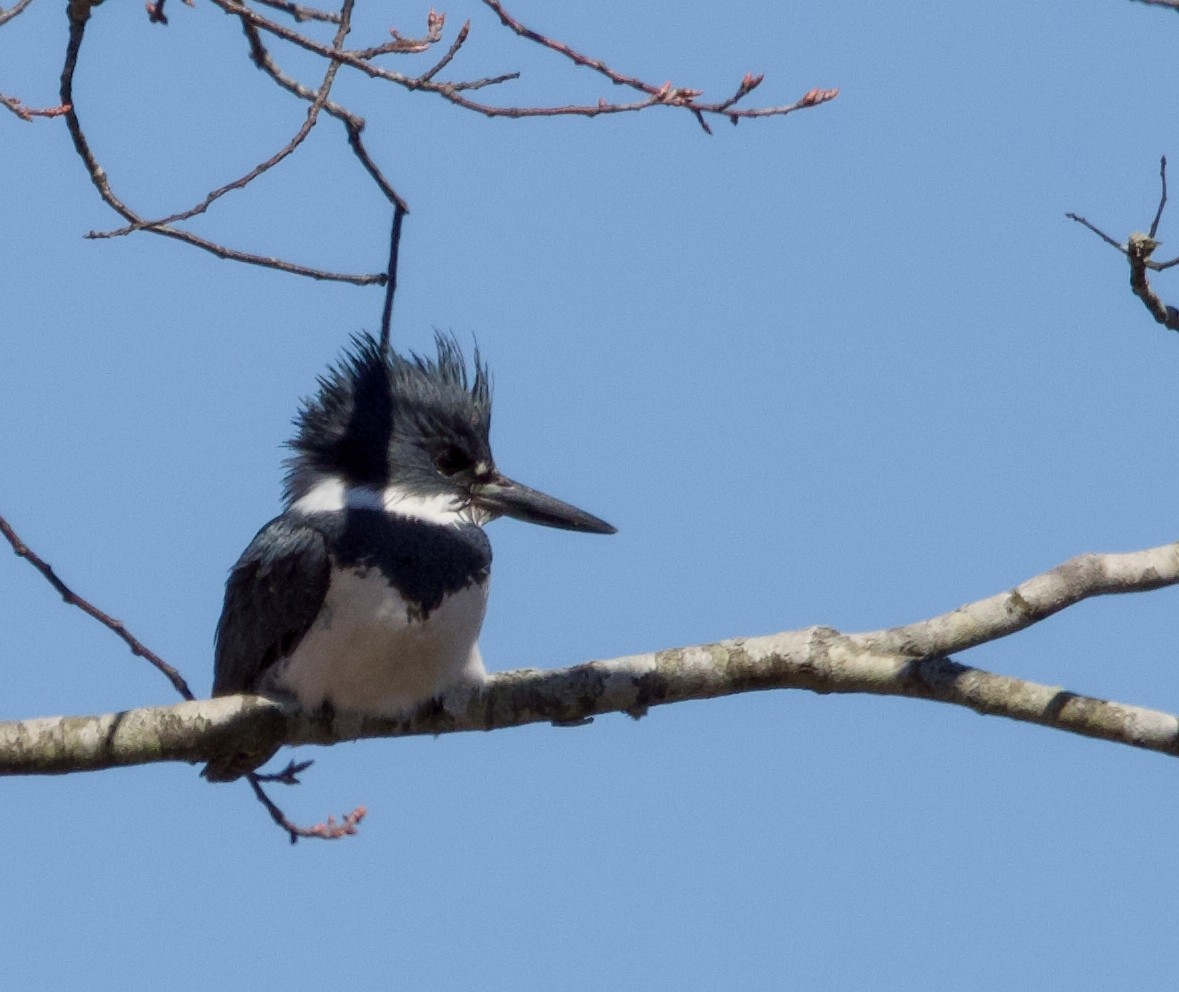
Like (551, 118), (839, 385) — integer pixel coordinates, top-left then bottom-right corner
(4, 540), (1179, 777)
(858, 542), (1179, 657)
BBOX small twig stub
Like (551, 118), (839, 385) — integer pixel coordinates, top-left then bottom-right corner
(1068, 156), (1179, 332)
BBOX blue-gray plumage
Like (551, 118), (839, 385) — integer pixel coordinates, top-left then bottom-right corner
(204, 333), (614, 781)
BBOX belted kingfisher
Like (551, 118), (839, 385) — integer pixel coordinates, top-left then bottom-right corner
(204, 333), (614, 781)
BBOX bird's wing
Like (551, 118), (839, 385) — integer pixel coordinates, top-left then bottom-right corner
(212, 515), (332, 697)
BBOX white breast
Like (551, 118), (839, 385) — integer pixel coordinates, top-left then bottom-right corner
(262, 566), (489, 716)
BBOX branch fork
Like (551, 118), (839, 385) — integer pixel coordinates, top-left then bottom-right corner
(1069, 155), (1179, 331)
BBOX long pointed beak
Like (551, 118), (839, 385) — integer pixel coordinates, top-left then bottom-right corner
(472, 475), (616, 534)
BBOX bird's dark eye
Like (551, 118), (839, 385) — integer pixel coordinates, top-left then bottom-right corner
(435, 444), (473, 476)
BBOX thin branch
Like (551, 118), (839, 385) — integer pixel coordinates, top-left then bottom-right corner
(210, 0), (836, 129)
(442, 71), (520, 93)
(239, 17), (360, 125)
(212, 0), (413, 81)
(50, 0), (833, 291)
(1151, 154), (1168, 237)
(351, 8), (445, 58)
(59, 3), (384, 285)
(6, 540), (1179, 779)
(1, 92), (70, 121)
(90, 0), (354, 240)
(379, 204), (406, 351)
(427, 83), (838, 127)
(0, 511), (195, 701)
(480, 0), (666, 98)
(247, 771), (365, 844)
(338, 120), (410, 350)
(252, 0), (340, 24)
(343, 121), (407, 209)
(712, 73), (764, 113)
(474, 0), (827, 134)
(1068, 216), (1179, 330)
(0, 0), (34, 27)
(420, 19), (471, 82)
(1066, 211), (1124, 251)
(1069, 157), (1179, 330)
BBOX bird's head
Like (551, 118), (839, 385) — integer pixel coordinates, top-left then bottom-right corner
(283, 333), (616, 535)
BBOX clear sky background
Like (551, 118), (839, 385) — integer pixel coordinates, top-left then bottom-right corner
(4, 0), (1179, 988)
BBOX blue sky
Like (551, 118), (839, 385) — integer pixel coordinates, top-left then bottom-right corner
(4, 0), (1179, 988)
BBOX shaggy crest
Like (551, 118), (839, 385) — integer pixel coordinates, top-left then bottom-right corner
(283, 332), (492, 505)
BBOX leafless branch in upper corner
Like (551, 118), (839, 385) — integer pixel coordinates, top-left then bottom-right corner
(59, 0), (389, 285)
(1068, 156), (1179, 332)
(212, 0), (837, 132)
(23, 0), (836, 301)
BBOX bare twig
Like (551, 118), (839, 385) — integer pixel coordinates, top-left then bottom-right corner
(59, 2), (384, 285)
(379, 204), (406, 351)
(239, 17), (361, 125)
(252, 0), (340, 24)
(420, 19), (471, 82)
(45, 0), (834, 292)
(248, 772), (365, 844)
(1, 93), (70, 121)
(712, 73), (765, 113)
(335, 118), (409, 350)
(1066, 211), (1125, 251)
(91, 0), (354, 240)
(474, 0), (827, 133)
(0, 0), (35, 27)
(1151, 154), (1168, 237)
(1068, 156), (1179, 330)
(480, 0), (667, 98)
(342, 121), (405, 210)
(212, 0), (411, 80)
(0, 511), (195, 701)
(210, 0), (836, 130)
(427, 83), (837, 127)
(476, 0), (836, 132)
(336, 119), (411, 350)
(352, 8), (445, 58)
